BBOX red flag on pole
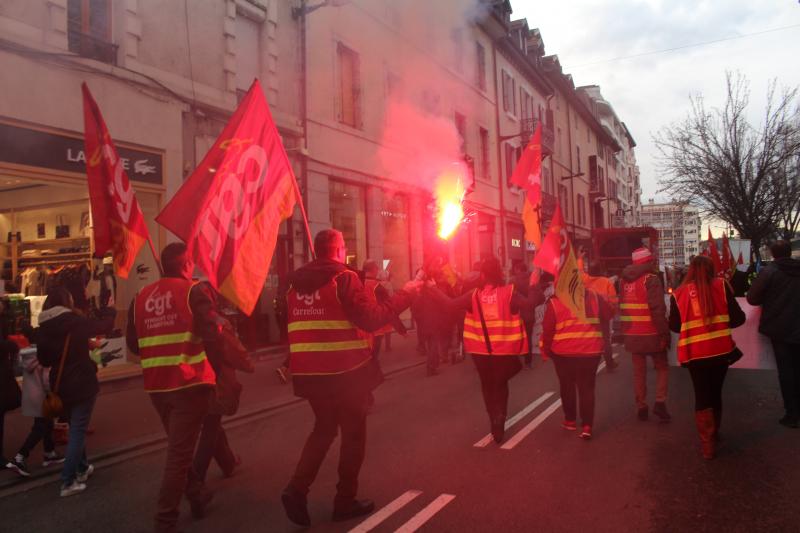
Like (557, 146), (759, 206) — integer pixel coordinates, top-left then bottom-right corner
(737, 251), (744, 265)
(533, 204), (585, 319)
(82, 83), (151, 278)
(721, 233), (734, 278)
(707, 229), (722, 275)
(510, 123), (542, 247)
(156, 79), (298, 315)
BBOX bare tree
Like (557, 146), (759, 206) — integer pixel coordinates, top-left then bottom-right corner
(774, 156), (800, 240)
(655, 72), (800, 259)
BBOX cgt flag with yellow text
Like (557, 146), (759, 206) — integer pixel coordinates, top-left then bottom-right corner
(156, 79), (298, 315)
(82, 83), (150, 278)
(533, 204), (586, 320)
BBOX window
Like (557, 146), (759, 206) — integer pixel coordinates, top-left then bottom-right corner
(501, 71), (511, 113)
(451, 28), (464, 72)
(577, 194), (586, 226)
(520, 89), (532, 121)
(386, 71), (403, 100)
(476, 42), (486, 90)
(329, 180), (367, 268)
(337, 43), (361, 128)
(236, 15), (261, 93)
(559, 184), (569, 220)
(576, 146), (581, 173)
(67, 0), (116, 64)
(505, 143), (516, 186)
(557, 127), (562, 155)
(479, 127), (490, 181)
(454, 113), (467, 155)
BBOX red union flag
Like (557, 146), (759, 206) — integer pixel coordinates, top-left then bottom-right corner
(707, 229), (723, 275)
(82, 83), (150, 278)
(533, 204), (585, 319)
(510, 123), (543, 247)
(156, 79), (297, 315)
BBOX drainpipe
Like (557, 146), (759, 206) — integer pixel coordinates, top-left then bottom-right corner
(297, 0), (309, 265)
(491, 43), (508, 268)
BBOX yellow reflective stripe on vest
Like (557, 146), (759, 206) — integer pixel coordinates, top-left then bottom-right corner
(141, 352), (208, 368)
(463, 331), (525, 342)
(290, 339), (370, 353)
(287, 320), (353, 333)
(138, 332), (199, 348)
(680, 315), (729, 332)
(620, 316), (653, 322)
(620, 303), (649, 309)
(678, 328), (732, 347)
(464, 317), (523, 329)
(553, 331), (603, 341)
(555, 318), (600, 330)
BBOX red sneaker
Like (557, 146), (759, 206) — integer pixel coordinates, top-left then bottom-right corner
(579, 425), (592, 440)
(562, 420), (577, 431)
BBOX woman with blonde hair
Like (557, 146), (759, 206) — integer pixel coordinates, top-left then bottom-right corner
(669, 255), (745, 459)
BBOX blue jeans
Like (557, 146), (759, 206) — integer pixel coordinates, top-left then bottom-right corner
(61, 396), (96, 485)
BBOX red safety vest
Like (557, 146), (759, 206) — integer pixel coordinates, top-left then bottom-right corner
(364, 279), (393, 336)
(548, 291), (605, 356)
(287, 272), (372, 375)
(620, 275), (658, 336)
(674, 278), (735, 364)
(134, 278), (216, 393)
(463, 285), (527, 356)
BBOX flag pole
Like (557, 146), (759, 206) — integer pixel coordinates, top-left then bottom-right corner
(290, 174), (316, 259)
(146, 235), (164, 277)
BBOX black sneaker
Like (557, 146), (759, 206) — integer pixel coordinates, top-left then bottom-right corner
(42, 451), (65, 467)
(637, 406), (649, 421)
(653, 402), (672, 423)
(281, 487), (310, 526)
(332, 498), (375, 522)
(6, 456), (31, 477)
(189, 489), (214, 520)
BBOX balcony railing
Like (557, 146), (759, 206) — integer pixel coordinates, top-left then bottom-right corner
(541, 191), (557, 227)
(520, 116), (555, 156)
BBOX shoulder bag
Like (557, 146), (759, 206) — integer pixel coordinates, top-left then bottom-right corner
(42, 334), (70, 419)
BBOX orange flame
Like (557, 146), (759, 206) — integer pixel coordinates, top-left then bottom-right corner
(435, 168), (466, 240)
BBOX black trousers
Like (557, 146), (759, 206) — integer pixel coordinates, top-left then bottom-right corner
(19, 417), (55, 457)
(551, 355), (601, 426)
(472, 355), (522, 424)
(288, 390), (369, 503)
(192, 414), (236, 481)
(687, 357), (728, 411)
(772, 340), (800, 419)
(0, 411), (6, 463)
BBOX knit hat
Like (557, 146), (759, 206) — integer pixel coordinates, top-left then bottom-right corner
(632, 247), (653, 265)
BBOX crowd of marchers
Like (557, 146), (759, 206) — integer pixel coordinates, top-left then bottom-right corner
(1, 233), (799, 533)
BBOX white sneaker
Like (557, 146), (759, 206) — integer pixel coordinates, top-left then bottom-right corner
(60, 481), (87, 497)
(76, 464), (94, 483)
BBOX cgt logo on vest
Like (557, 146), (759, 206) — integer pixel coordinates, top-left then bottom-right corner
(145, 287), (173, 316)
(292, 291), (324, 317)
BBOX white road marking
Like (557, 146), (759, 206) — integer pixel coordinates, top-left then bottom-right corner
(500, 399), (563, 450)
(473, 392), (555, 448)
(394, 494), (457, 533)
(349, 490), (423, 533)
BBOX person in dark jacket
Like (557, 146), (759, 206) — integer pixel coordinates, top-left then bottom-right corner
(1, 302), (22, 474)
(747, 240), (800, 428)
(281, 229), (420, 526)
(511, 260), (535, 369)
(619, 248), (671, 422)
(36, 287), (114, 497)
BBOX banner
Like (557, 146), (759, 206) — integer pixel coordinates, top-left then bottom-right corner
(82, 83), (150, 278)
(156, 79), (297, 315)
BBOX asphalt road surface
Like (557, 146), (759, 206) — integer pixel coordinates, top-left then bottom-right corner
(1, 347), (798, 533)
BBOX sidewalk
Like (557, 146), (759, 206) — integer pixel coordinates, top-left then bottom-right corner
(1, 333), (425, 493)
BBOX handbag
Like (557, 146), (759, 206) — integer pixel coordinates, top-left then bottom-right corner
(42, 334), (70, 419)
(726, 346), (744, 367)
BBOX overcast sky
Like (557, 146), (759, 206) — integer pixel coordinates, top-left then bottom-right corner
(510, 0), (800, 213)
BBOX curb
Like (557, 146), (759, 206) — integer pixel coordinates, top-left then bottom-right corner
(0, 356), (426, 499)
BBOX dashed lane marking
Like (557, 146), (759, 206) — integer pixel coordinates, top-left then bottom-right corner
(500, 399), (563, 450)
(349, 490), (423, 533)
(394, 494), (457, 533)
(474, 392), (555, 448)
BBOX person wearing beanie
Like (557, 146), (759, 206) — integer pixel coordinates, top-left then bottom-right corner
(619, 247), (672, 422)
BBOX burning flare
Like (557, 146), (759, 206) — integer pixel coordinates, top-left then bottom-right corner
(435, 167), (466, 240)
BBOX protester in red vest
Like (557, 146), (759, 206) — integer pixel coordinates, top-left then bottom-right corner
(541, 285), (613, 440)
(362, 260), (405, 363)
(126, 243), (227, 533)
(620, 247), (672, 422)
(428, 257), (545, 443)
(281, 229), (420, 526)
(669, 255), (745, 459)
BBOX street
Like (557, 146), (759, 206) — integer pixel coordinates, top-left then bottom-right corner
(2, 339), (797, 533)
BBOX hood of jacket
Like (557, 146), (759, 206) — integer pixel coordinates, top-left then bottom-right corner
(290, 258), (354, 294)
(774, 257), (800, 277)
(37, 306), (73, 325)
(621, 262), (656, 281)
